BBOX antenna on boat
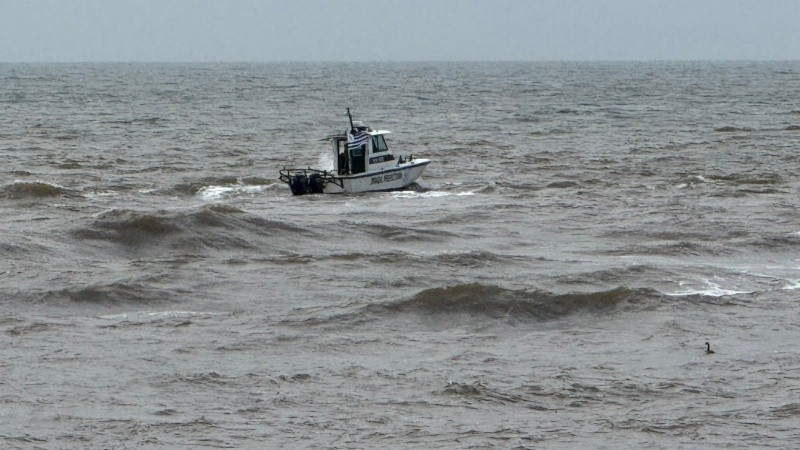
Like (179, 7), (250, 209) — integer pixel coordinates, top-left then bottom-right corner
(346, 108), (355, 132)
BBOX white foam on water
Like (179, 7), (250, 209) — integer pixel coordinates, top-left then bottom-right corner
(98, 310), (202, 320)
(12, 179), (66, 188)
(97, 310), (231, 324)
(664, 278), (755, 297)
(391, 190), (477, 199)
(198, 184), (266, 201)
(414, 178), (433, 190)
(85, 191), (117, 197)
(781, 280), (800, 291)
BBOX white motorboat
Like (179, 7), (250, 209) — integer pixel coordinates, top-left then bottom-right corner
(279, 110), (430, 195)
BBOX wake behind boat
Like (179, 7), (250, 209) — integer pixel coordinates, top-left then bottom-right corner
(279, 110), (430, 195)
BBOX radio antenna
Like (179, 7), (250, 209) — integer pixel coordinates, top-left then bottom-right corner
(346, 108), (355, 132)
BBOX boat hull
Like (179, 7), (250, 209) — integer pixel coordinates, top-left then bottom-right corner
(324, 159), (430, 194)
(279, 160), (430, 195)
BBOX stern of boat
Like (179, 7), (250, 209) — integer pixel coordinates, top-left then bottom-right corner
(279, 168), (343, 195)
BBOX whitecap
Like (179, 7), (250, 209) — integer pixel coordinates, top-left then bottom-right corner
(664, 279), (755, 297)
(391, 190), (477, 199)
(781, 280), (800, 291)
(198, 184), (266, 201)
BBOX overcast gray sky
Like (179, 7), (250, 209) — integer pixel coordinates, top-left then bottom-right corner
(1, 0), (798, 62)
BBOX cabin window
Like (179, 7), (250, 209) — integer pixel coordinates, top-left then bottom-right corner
(372, 135), (389, 153)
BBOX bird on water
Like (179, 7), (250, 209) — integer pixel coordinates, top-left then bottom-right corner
(705, 342), (715, 354)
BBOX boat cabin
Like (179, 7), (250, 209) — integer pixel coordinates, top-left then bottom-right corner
(331, 122), (398, 176)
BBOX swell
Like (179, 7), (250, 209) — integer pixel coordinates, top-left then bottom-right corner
(739, 233), (800, 251)
(605, 225), (800, 250)
(18, 275), (179, 306)
(343, 222), (458, 243)
(73, 204), (313, 250)
(382, 284), (655, 320)
(263, 250), (529, 268)
(50, 281), (174, 305)
(705, 172), (784, 186)
(290, 283), (660, 327)
(555, 265), (673, 286)
(0, 181), (80, 200)
(600, 228), (743, 256)
(715, 125), (800, 132)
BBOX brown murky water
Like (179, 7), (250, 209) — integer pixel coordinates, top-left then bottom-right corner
(2, 62), (800, 448)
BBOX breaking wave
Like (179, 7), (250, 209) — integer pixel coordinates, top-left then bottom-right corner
(166, 176), (273, 196)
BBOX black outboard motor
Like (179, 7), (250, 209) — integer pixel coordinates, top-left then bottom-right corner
(288, 173), (326, 195)
(306, 173), (325, 194)
(289, 174), (307, 195)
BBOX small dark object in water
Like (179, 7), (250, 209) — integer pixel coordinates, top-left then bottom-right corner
(705, 342), (715, 354)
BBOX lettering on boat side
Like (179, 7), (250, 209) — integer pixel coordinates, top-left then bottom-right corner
(370, 172), (403, 185)
(369, 155), (395, 164)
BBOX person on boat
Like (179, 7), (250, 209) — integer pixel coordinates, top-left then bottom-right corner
(338, 149), (348, 175)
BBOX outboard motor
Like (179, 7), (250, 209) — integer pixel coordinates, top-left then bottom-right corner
(306, 173), (325, 194)
(289, 174), (307, 195)
(288, 172), (326, 195)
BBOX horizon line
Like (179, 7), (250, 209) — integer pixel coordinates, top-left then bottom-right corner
(2, 59), (800, 64)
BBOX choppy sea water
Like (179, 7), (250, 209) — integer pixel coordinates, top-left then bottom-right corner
(2, 61), (800, 448)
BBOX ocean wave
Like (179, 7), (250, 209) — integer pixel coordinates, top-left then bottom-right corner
(440, 380), (528, 405)
(714, 126), (752, 133)
(167, 176), (271, 196)
(267, 250), (524, 269)
(426, 251), (524, 268)
(74, 205), (310, 249)
(547, 181), (579, 189)
(284, 284), (659, 329)
(0, 241), (56, 259)
(390, 189), (477, 199)
(95, 310), (232, 329)
(35, 278), (176, 305)
(742, 233), (800, 250)
(352, 222), (458, 243)
(383, 284), (655, 321)
(6, 321), (71, 336)
(706, 172), (784, 186)
(0, 181), (79, 199)
(663, 281), (755, 298)
(101, 117), (164, 126)
(602, 241), (725, 257)
(496, 181), (543, 193)
(555, 265), (668, 286)
(771, 403), (800, 418)
(75, 209), (180, 245)
(198, 184), (271, 200)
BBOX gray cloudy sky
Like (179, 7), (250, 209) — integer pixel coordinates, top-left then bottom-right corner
(1, 0), (798, 62)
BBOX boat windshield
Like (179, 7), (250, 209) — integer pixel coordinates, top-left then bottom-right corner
(372, 135), (389, 153)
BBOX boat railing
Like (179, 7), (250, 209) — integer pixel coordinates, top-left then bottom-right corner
(279, 167), (344, 189)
